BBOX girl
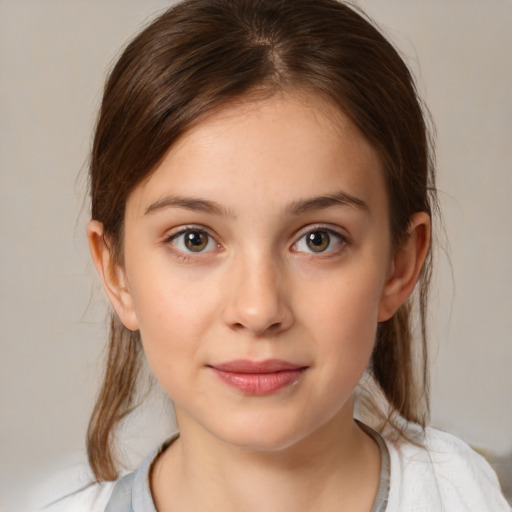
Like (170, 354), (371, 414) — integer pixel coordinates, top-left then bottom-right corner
(43, 0), (510, 510)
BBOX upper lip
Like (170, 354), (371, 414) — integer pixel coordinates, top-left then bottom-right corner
(209, 359), (307, 373)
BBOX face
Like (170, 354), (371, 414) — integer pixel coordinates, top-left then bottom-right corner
(108, 93), (398, 451)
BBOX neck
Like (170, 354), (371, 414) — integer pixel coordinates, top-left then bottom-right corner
(151, 407), (381, 512)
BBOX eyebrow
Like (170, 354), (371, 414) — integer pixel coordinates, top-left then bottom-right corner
(144, 190), (368, 217)
(288, 191), (369, 215)
(145, 195), (229, 216)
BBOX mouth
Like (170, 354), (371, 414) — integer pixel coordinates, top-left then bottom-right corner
(208, 359), (308, 395)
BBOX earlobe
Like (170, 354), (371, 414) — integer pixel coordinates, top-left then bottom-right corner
(86, 220), (139, 331)
(378, 212), (431, 322)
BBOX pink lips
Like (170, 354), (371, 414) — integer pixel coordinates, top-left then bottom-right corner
(209, 359), (307, 395)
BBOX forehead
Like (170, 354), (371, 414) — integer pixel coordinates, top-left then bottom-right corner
(125, 92), (387, 219)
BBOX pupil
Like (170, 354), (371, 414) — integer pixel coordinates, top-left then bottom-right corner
(185, 231), (207, 251)
(307, 231), (329, 252)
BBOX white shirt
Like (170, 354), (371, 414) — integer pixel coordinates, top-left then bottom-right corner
(29, 426), (511, 512)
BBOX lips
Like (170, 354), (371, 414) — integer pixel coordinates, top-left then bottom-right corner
(209, 359), (307, 395)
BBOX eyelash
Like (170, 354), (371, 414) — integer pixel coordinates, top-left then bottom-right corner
(291, 225), (349, 255)
(164, 226), (220, 259)
(164, 224), (349, 259)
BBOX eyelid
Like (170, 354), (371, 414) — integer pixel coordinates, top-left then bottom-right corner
(291, 224), (349, 254)
(164, 225), (221, 254)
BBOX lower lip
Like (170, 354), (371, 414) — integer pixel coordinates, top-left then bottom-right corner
(211, 368), (306, 395)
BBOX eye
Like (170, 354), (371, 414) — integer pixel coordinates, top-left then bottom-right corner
(293, 228), (346, 254)
(168, 228), (219, 253)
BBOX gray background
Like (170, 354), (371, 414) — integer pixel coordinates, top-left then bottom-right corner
(1, 0), (511, 505)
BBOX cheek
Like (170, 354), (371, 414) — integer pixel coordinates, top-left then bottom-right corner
(300, 264), (383, 374)
(130, 256), (216, 327)
(307, 268), (383, 335)
(127, 266), (220, 386)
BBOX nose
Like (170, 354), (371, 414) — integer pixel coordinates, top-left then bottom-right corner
(222, 253), (294, 336)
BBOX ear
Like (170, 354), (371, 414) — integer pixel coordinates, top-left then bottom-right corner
(86, 220), (139, 331)
(378, 212), (431, 322)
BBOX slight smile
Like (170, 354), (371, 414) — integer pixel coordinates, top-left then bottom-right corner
(208, 360), (308, 396)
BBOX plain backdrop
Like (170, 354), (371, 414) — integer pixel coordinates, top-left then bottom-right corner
(1, 0), (511, 504)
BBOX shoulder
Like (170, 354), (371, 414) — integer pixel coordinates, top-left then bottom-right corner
(35, 483), (115, 512)
(28, 460), (115, 512)
(30, 436), (176, 512)
(383, 424), (511, 511)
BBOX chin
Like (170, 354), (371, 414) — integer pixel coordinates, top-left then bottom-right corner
(217, 427), (307, 453)
(206, 408), (334, 454)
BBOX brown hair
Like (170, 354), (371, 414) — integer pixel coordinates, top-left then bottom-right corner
(87, 0), (437, 481)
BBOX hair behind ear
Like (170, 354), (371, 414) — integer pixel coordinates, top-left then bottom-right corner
(87, 314), (142, 481)
(371, 301), (429, 428)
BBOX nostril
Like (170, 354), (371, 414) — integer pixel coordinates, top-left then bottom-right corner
(222, 274), (294, 335)
(229, 320), (283, 336)
(266, 322), (282, 333)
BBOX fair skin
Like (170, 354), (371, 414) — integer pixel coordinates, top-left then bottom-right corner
(88, 92), (430, 512)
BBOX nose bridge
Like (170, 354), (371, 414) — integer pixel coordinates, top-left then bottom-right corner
(223, 244), (293, 335)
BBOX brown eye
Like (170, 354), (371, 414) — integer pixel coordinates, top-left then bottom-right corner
(305, 231), (330, 252)
(170, 228), (218, 254)
(293, 228), (346, 254)
(184, 230), (208, 251)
